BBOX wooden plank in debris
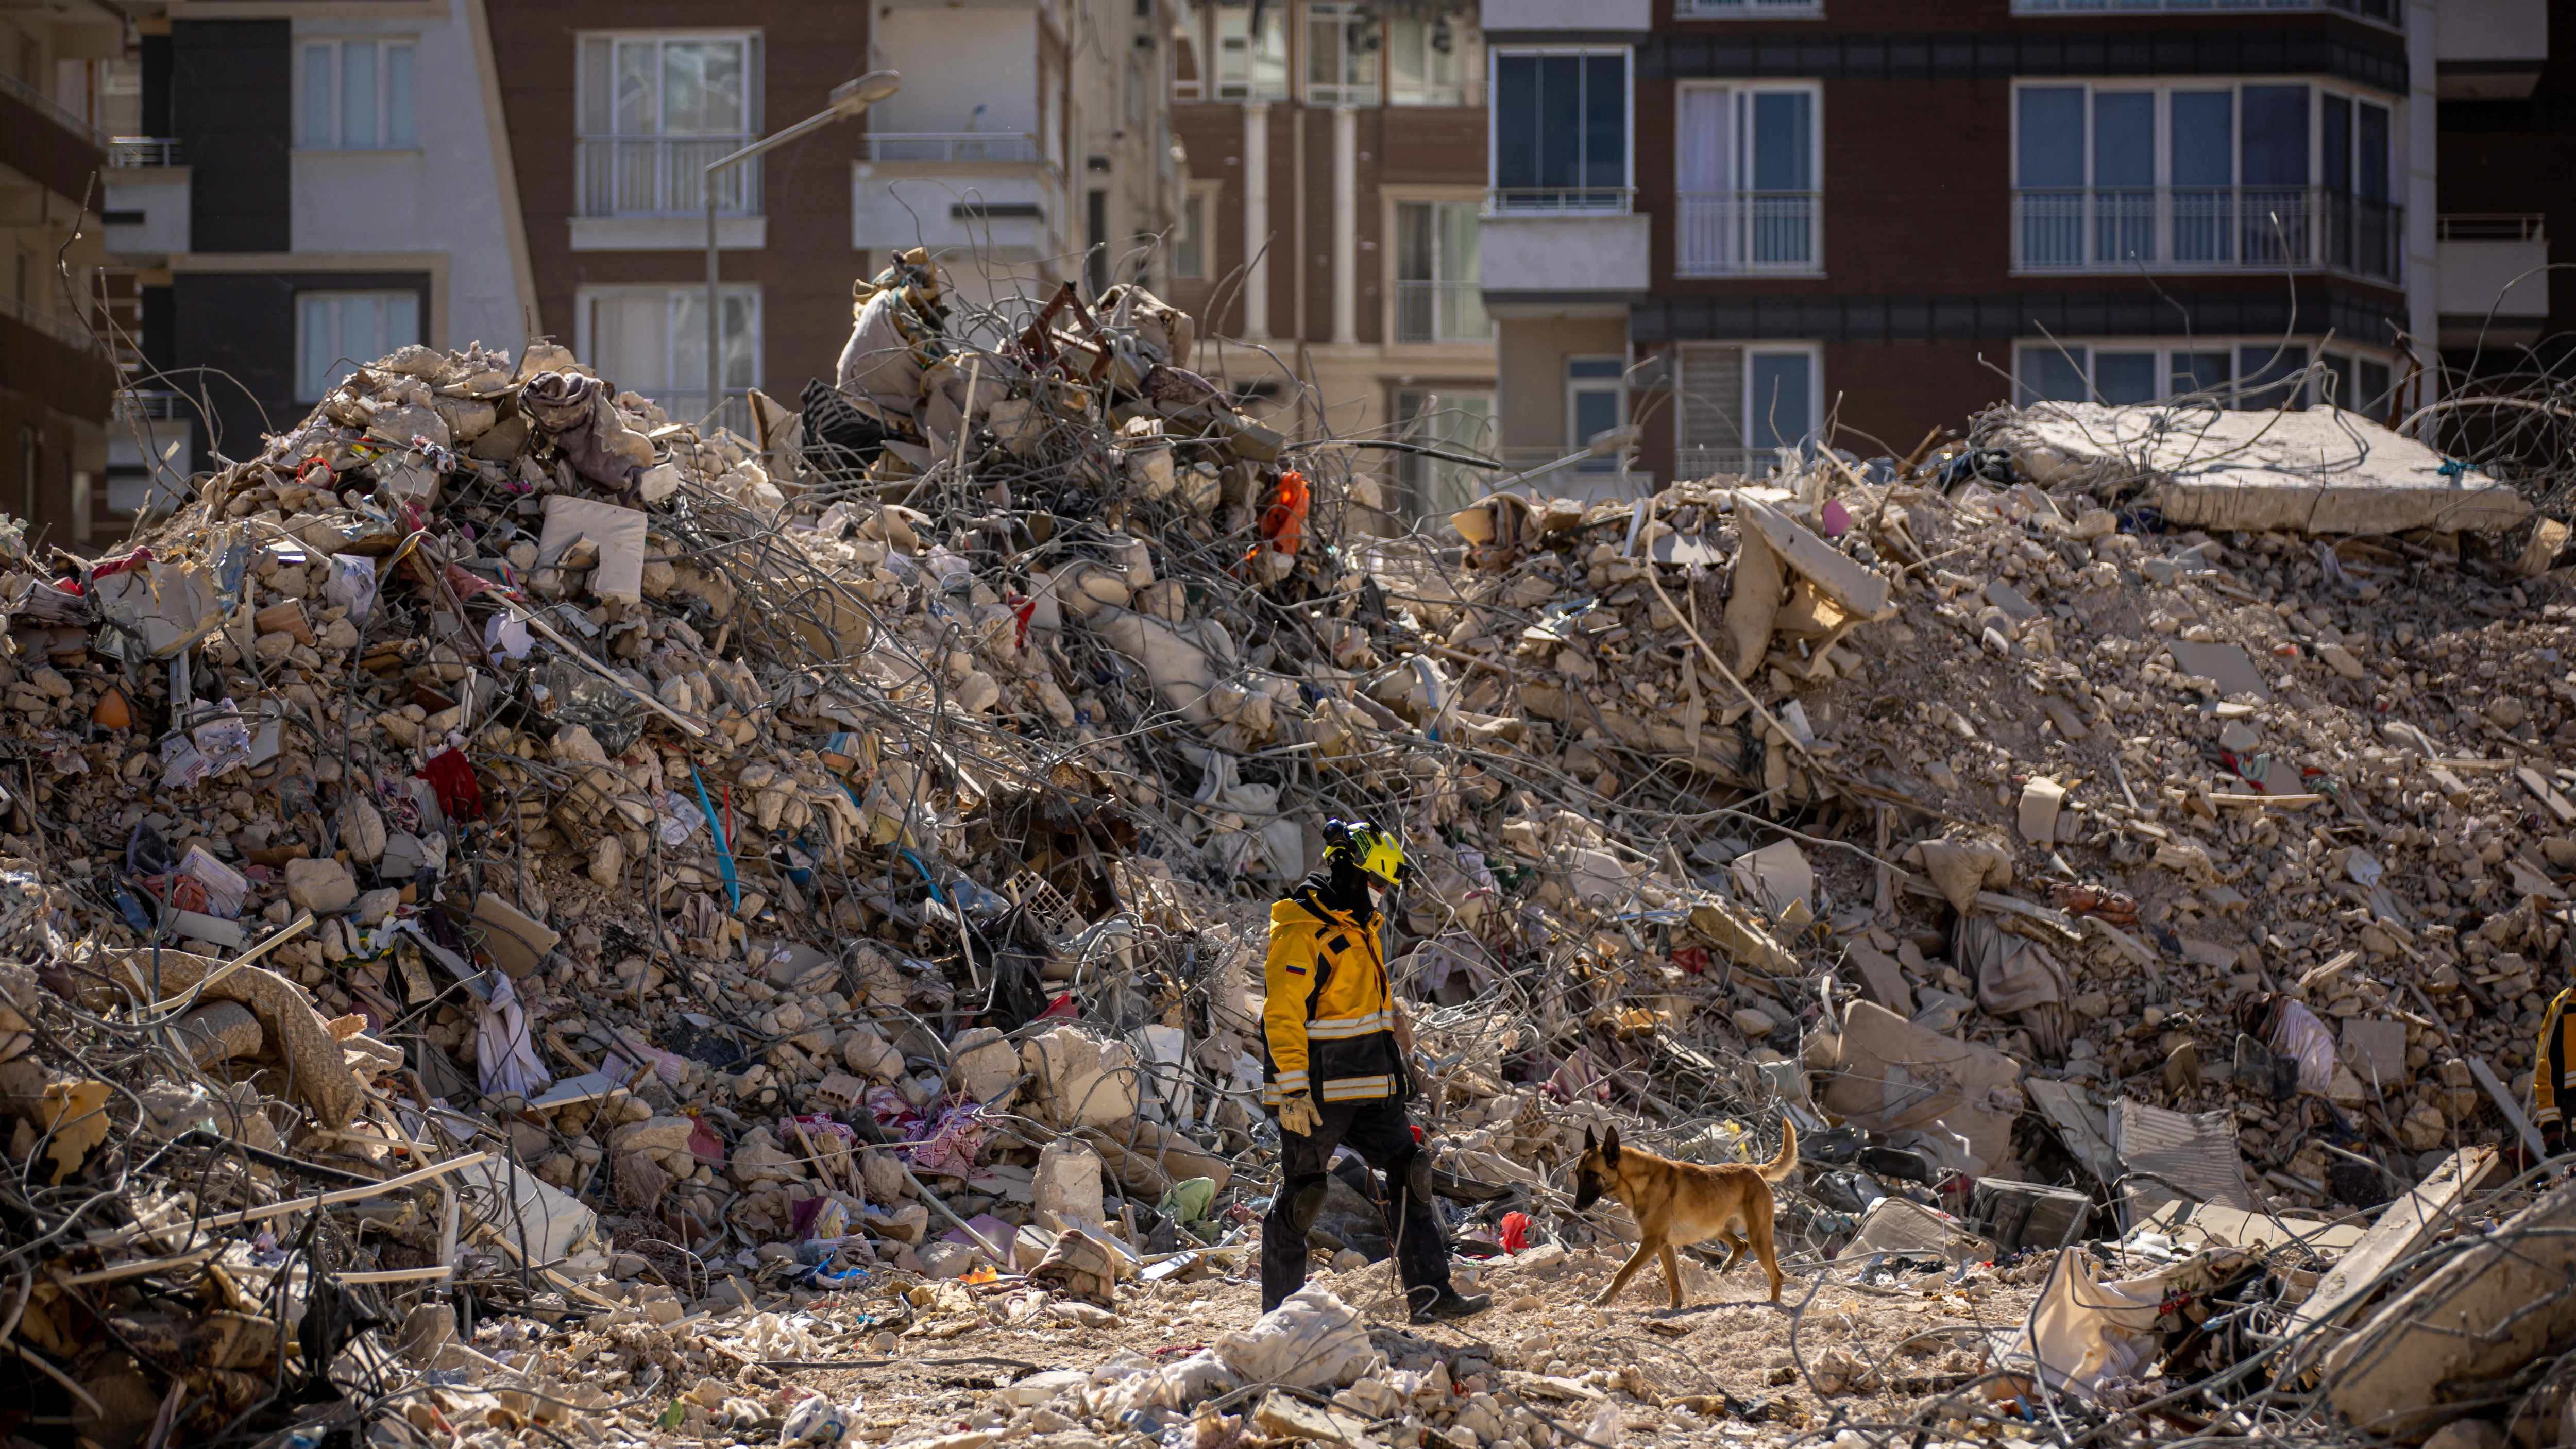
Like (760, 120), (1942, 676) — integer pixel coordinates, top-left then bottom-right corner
(2283, 1145), (2498, 1343)
(1733, 496), (1895, 621)
(2516, 766), (2576, 825)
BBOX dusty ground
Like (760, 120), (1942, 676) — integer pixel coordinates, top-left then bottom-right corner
(510, 1239), (2046, 1448)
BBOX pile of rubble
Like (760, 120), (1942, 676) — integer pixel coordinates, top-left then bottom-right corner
(5, 259), (2576, 1449)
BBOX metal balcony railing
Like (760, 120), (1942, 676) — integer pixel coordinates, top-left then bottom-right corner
(1675, 0), (1825, 16)
(2012, 0), (2395, 20)
(2439, 213), (2545, 243)
(0, 293), (102, 354)
(1675, 191), (1822, 276)
(0, 69), (101, 146)
(108, 137), (183, 167)
(115, 390), (190, 422)
(2011, 186), (2401, 281)
(1394, 280), (1491, 343)
(862, 132), (1044, 163)
(575, 137), (760, 219)
(1486, 187), (1634, 216)
(1674, 445), (1791, 481)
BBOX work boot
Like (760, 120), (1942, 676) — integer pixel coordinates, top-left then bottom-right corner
(1410, 1286), (1492, 1324)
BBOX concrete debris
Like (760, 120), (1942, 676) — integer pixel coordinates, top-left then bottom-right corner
(0, 275), (2572, 1449)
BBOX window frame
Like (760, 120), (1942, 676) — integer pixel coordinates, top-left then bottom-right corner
(1487, 46), (1634, 213)
(1304, 1), (1381, 106)
(1673, 79), (1824, 276)
(1388, 194), (1488, 344)
(2007, 78), (2398, 198)
(2009, 337), (2404, 417)
(296, 37), (421, 152)
(1742, 343), (1821, 453)
(574, 283), (765, 412)
(1389, 385), (1496, 518)
(1566, 354), (1629, 471)
(1386, 10), (1481, 107)
(574, 30), (762, 141)
(296, 289), (425, 402)
(1210, 2), (1288, 103)
(1174, 183), (1217, 281)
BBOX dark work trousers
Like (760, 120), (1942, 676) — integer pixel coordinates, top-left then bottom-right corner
(1261, 1097), (1451, 1312)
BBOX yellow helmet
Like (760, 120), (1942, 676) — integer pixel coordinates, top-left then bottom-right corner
(1326, 819), (1410, 888)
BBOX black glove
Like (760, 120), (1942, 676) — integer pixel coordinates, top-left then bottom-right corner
(2545, 1123), (2566, 1158)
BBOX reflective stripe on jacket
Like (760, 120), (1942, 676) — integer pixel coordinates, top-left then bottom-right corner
(1261, 888), (1401, 1105)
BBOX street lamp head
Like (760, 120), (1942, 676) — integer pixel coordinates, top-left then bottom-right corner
(1585, 424), (1639, 458)
(832, 70), (902, 116)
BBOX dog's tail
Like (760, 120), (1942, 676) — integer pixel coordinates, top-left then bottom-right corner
(1757, 1116), (1800, 1182)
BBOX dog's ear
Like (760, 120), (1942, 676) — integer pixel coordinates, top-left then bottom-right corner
(1601, 1125), (1621, 1167)
(1583, 1125), (1597, 1152)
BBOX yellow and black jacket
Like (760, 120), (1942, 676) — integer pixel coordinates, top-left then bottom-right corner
(1261, 884), (1402, 1106)
(2537, 986), (2574, 1138)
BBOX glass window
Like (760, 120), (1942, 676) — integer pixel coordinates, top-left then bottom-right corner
(2238, 344), (2309, 411)
(1493, 52), (1626, 209)
(580, 35), (751, 137)
(1306, 2), (1379, 105)
(2093, 92), (2153, 187)
(2096, 351), (2158, 405)
(297, 291), (422, 400)
(2171, 350), (2230, 400)
(2358, 357), (2393, 421)
(1568, 356), (1625, 471)
(581, 286), (760, 420)
(1747, 350), (1811, 450)
(1213, 3), (1286, 100)
(1176, 191), (1207, 279)
(2016, 87), (2083, 188)
(2358, 102), (2390, 202)
(1392, 388), (1493, 518)
(2170, 91), (2233, 187)
(2320, 352), (2357, 411)
(299, 39), (419, 150)
(2019, 345), (2089, 404)
(1389, 13), (1478, 106)
(1393, 201), (1485, 342)
(2241, 85), (2309, 186)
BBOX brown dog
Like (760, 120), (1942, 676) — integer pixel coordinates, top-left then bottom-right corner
(1570, 1118), (1798, 1308)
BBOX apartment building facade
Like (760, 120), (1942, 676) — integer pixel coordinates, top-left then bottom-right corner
(1479, 0), (2552, 496)
(1164, 0), (1499, 519)
(101, 0), (530, 484)
(3, 0), (125, 547)
(93, 0), (1174, 492)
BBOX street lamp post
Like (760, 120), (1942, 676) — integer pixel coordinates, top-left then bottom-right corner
(702, 70), (901, 429)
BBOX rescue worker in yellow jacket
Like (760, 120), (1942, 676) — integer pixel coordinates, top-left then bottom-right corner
(1260, 820), (1489, 1322)
(2537, 984), (2572, 1157)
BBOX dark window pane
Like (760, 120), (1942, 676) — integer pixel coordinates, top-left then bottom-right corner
(1495, 55), (1537, 189)
(2359, 103), (2390, 203)
(2242, 85), (2309, 185)
(2239, 345), (2309, 410)
(2359, 358), (2392, 421)
(1541, 55), (1582, 190)
(1582, 54), (1624, 189)
(2097, 351), (2157, 405)
(2094, 92), (2153, 188)
(1751, 90), (1809, 190)
(2019, 87), (2084, 187)
(2020, 345), (2088, 403)
(2172, 351), (2229, 399)
(2171, 92), (2232, 186)
(2324, 94), (2350, 192)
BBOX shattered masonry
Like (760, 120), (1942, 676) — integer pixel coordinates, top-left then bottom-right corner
(4, 263), (2576, 1449)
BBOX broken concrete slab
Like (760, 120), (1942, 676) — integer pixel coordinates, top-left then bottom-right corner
(1734, 495), (1895, 621)
(2167, 640), (2272, 701)
(1994, 402), (2534, 536)
(539, 496), (650, 604)
(470, 891), (560, 978)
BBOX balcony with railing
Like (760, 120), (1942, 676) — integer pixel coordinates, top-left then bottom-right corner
(1676, 191), (1821, 277)
(1, 68), (106, 203)
(1395, 280), (1491, 344)
(1674, 0), (1824, 15)
(575, 136), (760, 218)
(1486, 186), (1634, 216)
(108, 137), (182, 168)
(2012, 0), (2396, 20)
(862, 132), (1044, 164)
(2011, 186), (2400, 281)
